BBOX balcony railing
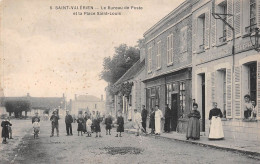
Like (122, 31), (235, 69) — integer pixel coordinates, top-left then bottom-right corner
(245, 24), (257, 34)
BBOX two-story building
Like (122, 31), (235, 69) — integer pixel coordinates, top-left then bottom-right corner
(143, 0), (193, 133)
(192, 0), (260, 141)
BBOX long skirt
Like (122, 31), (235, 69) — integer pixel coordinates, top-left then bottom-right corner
(86, 125), (92, 133)
(155, 118), (161, 134)
(186, 117), (200, 139)
(1, 127), (9, 138)
(117, 124), (124, 132)
(209, 117), (224, 139)
(106, 124), (112, 130)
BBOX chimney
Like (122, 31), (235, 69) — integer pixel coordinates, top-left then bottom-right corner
(75, 94), (77, 100)
(101, 94), (103, 101)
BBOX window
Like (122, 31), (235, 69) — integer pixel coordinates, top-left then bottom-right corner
(179, 82), (185, 117)
(156, 41), (161, 69)
(218, 1), (227, 43)
(245, 0), (257, 33)
(167, 34), (173, 65)
(198, 14), (205, 51)
(148, 46), (152, 72)
(249, 62), (257, 101)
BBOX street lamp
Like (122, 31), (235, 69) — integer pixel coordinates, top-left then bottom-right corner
(247, 27), (260, 52)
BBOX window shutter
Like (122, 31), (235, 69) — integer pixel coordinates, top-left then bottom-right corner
(234, 0), (241, 37)
(257, 62), (260, 119)
(226, 68), (232, 118)
(205, 11), (210, 49)
(211, 72), (215, 103)
(256, 0), (260, 29)
(234, 66), (241, 118)
(227, 0), (233, 41)
(192, 18), (197, 53)
(211, 9), (217, 47)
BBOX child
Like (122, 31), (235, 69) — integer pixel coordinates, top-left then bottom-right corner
(105, 114), (112, 135)
(33, 118), (40, 139)
(115, 112), (124, 137)
(93, 115), (101, 138)
(86, 116), (92, 137)
(1, 116), (12, 144)
(7, 117), (13, 139)
(77, 114), (84, 136)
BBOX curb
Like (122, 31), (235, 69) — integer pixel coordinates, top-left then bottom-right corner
(125, 129), (260, 159)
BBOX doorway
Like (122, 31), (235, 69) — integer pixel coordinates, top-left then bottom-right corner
(171, 93), (178, 131)
(201, 74), (205, 132)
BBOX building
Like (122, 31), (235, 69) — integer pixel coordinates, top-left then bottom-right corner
(143, 0), (193, 133)
(69, 94), (105, 116)
(113, 56), (145, 121)
(192, 0), (260, 141)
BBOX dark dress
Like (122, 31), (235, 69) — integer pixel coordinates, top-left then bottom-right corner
(149, 111), (155, 130)
(105, 117), (112, 130)
(186, 110), (201, 139)
(164, 107), (172, 132)
(1, 121), (12, 138)
(77, 118), (84, 132)
(116, 116), (124, 132)
(93, 118), (101, 132)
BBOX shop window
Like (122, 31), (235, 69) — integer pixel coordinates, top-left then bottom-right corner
(179, 82), (185, 117)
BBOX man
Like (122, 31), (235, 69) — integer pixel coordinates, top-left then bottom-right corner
(65, 110), (73, 136)
(32, 112), (40, 124)
(50, 110), (60, 137)
(141, 105), (148, 132)
(164, 104), (172, 133)
(155, 105), (163, 135)
(133, 109), (142, 136)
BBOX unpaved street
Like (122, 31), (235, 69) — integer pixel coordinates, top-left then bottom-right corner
(1, 119), (259, 164)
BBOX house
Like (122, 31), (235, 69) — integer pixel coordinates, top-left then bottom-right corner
(143, 0), (193, 133)
(192, 0), (260, 141)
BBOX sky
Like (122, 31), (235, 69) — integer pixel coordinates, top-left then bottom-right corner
(1, 0), (184, 100)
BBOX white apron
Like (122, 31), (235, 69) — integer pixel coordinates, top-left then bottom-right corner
(155, 110), (162, 134)
(209, 117), (224, 139)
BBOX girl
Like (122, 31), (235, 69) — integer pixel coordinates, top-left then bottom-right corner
(86, 116), (92, 137)
(115, 112), (124, 137)
(1, 116), (12, 144)
(93, 115), (101, 138)
(77, 114), (84, 136)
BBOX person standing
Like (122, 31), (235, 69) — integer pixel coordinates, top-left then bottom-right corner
(65, 110), (73, 136)
(7, 117), (13, 139)
(186, 103), (201, 140)
(105, 114), (112, 135)
(209, 102), (224, 140)
(141, 105), (148, 133)
(149, 108), (155, 134)
(77, 114), (84, 136)
(1, 116), (12, 144)
(164, 104), (172, 133)
(251, 100), (257, 119)
(133, 109), (142, 136)
(86, 116), (92, 137)
(115, 112), (124, 137)
(93, 115), (101, 138)
(244, 94), (252, 119)
(155, 105), (163, 135)
(32, 112), (40, 124)
(50, 111), (60, 137)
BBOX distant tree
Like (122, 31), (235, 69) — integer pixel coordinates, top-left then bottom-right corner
(100, 43), (140, 84)
(5, 100), (31, 118)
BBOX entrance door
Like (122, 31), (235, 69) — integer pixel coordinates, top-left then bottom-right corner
(171, 94), (178, 131)
(201, 74), (205, 132)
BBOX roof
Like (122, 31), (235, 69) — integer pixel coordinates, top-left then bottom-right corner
(76, 95), (101, 102)
(114, 59), (145, 86)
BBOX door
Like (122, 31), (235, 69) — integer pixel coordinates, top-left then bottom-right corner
(171, 94), (178, 131)
(201, 74), (205, 132)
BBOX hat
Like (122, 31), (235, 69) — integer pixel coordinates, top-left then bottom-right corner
(193, 103), (198, 107)
(244, 94), (250, 99)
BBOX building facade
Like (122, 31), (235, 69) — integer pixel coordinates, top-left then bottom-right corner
(192, 0), (260, 141)
(143, 0), (193, 133)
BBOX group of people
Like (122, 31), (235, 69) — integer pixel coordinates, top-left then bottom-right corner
(1, 116), (13, 144)
(186, 102), (224, 140)
(244, 94), (257, 119)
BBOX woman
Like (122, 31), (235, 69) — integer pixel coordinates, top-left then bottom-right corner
(244, 94), (252, 119)
(155, 105), (163, 135)
(115, 112), (124, 137)
(186, 103), (201, 140)
(209, 102), (224, 140)
(149, 108), (155, 134)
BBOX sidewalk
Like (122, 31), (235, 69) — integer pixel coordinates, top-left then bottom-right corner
(125, 128), (260, 158)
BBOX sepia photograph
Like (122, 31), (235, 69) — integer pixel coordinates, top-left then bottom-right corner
(0, 0), (260, 163)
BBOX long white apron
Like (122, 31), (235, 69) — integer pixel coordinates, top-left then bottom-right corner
(209, 117), (224, 139)
(155, 110), (162, 134)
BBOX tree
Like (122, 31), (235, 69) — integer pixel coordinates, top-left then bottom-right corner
(5, 100), (31, 118)
(100, 44), (140, 84)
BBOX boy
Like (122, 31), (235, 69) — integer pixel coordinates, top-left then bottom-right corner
(105, 114), (112, 135)
(33, 118), (40, 139)
(50, 111), (60, 137)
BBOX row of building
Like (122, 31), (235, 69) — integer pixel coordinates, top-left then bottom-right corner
(106, 0), (260, 142)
